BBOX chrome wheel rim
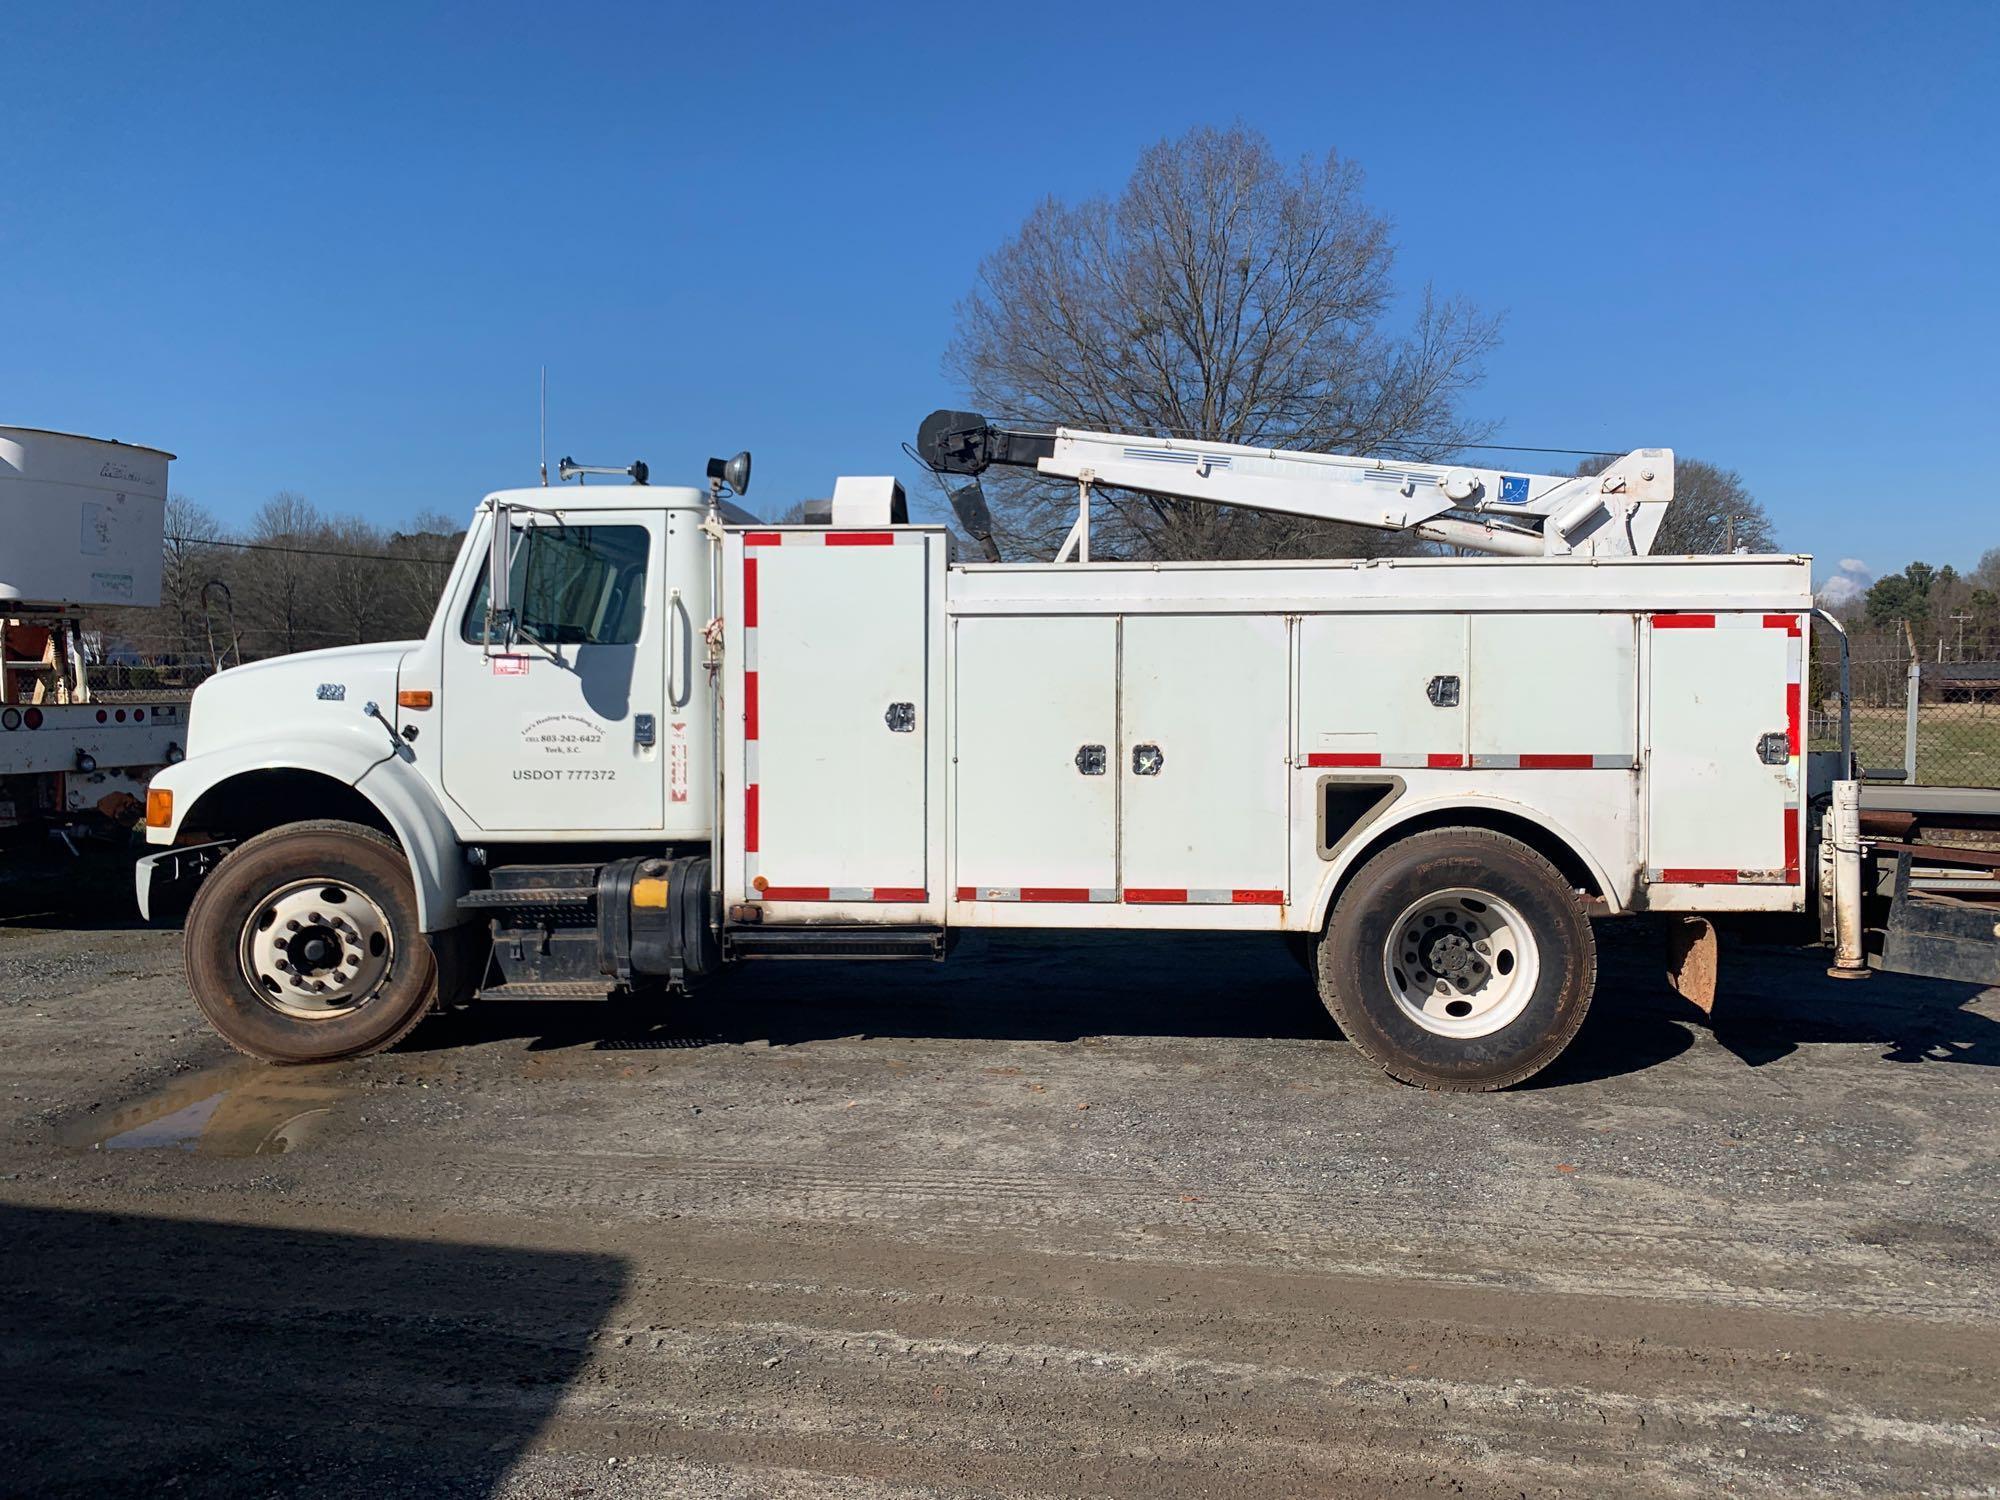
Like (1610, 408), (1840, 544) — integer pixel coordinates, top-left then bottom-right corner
(1382, 887), (1540, 1039)
(238, 878), (394, 1020)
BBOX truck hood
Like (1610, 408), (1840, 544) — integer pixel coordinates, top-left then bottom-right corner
(187, 641), (419, 759)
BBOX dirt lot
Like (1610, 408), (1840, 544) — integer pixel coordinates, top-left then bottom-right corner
(3, 846), (1999, 1497)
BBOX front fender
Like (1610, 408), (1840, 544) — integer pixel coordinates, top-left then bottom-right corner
(1302, 787), (1629, 932)
(148, 741), (470, 932)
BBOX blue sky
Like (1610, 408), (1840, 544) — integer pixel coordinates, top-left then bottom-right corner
(3, 1), (1995, 592)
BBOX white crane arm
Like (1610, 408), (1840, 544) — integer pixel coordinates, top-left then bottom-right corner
(917, 411), (1675, 559)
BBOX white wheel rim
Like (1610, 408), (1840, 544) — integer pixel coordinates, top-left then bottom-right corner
(238, 878), (395, 1020)
(1382, 886), (1540, 1039)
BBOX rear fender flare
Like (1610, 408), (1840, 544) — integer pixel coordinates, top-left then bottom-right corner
(1303, 790), (1625, 933)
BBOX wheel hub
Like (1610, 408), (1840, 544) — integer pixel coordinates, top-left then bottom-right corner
(1424, 929), (1476, 980)
(1382, 887), (1541, 1040)
(239, 880), (395, 1020)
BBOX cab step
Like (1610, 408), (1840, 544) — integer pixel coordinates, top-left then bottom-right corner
(458, 887), (594, 908)
(476, 980), (618, 1000)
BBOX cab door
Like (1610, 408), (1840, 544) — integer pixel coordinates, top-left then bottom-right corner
(440, 511), (666, 834)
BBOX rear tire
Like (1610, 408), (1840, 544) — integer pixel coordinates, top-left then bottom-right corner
(1318, 828), (1595, 1091)
(183, 820), (439, 1064)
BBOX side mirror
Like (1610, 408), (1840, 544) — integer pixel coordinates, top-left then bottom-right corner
(483, 502), (517, 653)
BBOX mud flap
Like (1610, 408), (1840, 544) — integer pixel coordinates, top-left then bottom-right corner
(1875, 851), (2000, 987)
(1665, 914), (1719, 1016)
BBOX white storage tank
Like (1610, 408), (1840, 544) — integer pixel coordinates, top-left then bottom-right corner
(0, 425), (173, 608)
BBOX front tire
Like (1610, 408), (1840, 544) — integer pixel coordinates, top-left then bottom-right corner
(183, 820), (439, 1063)
(1318, 828), (1596, 1091)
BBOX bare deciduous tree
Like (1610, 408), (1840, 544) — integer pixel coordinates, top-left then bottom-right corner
(385, 510), (466, 639)
(323, 515), (389, 645)
(945, 125), (1500, 560)
(241, 491), (327, 655)
(83, 493), (469, 684)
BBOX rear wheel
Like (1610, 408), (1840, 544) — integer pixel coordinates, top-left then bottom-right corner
(1318, 828), (1595, 1090)
(184, 820), (439, 1063)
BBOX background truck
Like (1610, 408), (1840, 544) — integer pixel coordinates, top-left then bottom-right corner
(138, 415), (2000, 1088)
(2, 426), (187, 840)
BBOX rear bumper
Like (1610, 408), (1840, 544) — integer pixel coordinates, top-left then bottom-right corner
(134, 840), (234, 922)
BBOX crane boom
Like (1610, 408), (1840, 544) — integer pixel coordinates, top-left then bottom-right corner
(917, 411), (1675, 559)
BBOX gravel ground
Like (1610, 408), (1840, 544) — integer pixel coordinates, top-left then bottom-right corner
(2, 844), (1998, 1497)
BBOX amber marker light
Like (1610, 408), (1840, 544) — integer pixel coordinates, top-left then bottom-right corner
(397, 689), (434, 709)
(145, 788), (173, 828)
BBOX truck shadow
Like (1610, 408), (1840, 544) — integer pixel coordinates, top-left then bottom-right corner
(415, 925), (2000, 1089)
(0, 1203), (626, 1497)
(424, 929), (1342, 1052)
(0, 840), (152, 930)
(1537, 923), (2000, 1086)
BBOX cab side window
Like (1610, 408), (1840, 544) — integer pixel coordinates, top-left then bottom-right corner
(460, 524), (649, 645)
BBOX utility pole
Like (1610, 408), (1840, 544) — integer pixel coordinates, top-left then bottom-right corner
(1950, 608), (1972, 661)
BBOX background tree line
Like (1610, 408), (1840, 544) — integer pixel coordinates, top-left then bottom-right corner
(88, 492), (465, 682)
(1835, 548), (2000, 663)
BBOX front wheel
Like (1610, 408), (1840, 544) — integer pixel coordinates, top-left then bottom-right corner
(1318, 828), (1596, 1091)
(183, 820), (440, 1063)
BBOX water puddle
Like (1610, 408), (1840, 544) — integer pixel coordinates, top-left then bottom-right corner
(61, 1063), (354, 1157)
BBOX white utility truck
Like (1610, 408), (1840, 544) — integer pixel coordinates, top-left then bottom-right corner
(3, 426), (187, 838)
(138, 415), (2000, 1088)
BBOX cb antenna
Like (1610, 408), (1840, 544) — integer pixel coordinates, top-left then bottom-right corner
(538, 366), (548, 487)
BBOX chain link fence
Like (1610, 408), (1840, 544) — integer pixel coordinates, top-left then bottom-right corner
(84, 660), (216, 704)
(1811, 637), (2000, 788)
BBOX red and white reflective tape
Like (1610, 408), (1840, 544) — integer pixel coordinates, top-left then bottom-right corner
(741, 536), (762, 890)
(1122, 888), (1285, 905)
(1303, 751), (1632, 770)
(1651, 612), (1803, 635)
(954, 886), (1283, 906)
(741, 530), (925, 548)
(1781, 614), (1804, 884)
(742, 527), (926, 902)
(1647, 867), (1793, 886)
(754, 886), (929, 903)
(956, 892), (1120, 904)
(1648, 611), (1805, 887)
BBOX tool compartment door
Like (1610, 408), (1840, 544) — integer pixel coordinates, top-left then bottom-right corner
(953, 616), (1118, 900)
(1120, 614), (1290, 902)
(743, 533), (932, 903)
(1646, 613), (1799, 882)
